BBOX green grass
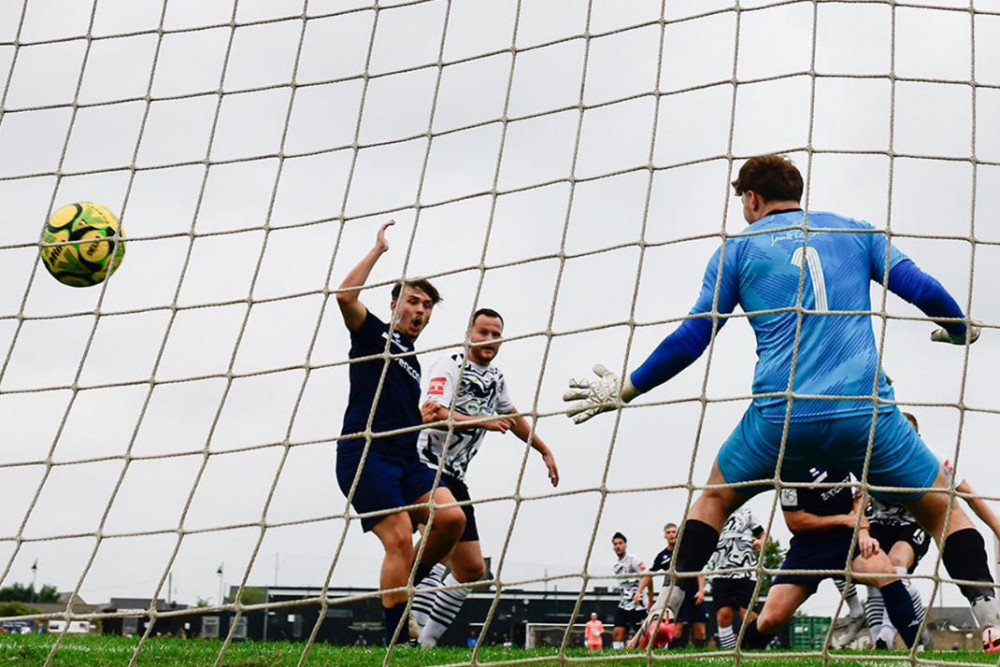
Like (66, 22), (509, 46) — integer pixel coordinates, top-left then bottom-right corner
(0, 635), (994, 666)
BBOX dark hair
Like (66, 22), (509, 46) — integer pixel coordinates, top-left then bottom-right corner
(391, 279), (442, 304)
(902, 412), (919, 432)
(612, 532), (627, 543)
(731, 154), (803, 203)
(470, 307), (504, 327)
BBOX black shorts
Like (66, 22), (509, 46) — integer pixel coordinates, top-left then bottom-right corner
(711, 577), (757, 611)
(676, 594), (709, 624)
(772, 531), (853, 595)
(869, 522), (929, 572)
(613, 607), (646, 632)
(439, 474), (479, 543)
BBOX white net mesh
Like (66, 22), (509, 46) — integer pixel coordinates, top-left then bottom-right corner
(1, 0), (999, 664)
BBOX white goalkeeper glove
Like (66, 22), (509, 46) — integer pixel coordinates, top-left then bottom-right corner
(930, 322), (981, 345)
(562, 364), (640, 424)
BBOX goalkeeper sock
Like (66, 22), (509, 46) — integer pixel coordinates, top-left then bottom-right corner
(418, 573), (471, 647)
(718, 624), (735, 649)
(410, 563), (446, 630)
(880, 580), (918, 648)
(741, 619), (772, 650)
(675, 520), (720, 574)
(383, 602), (406, 645)
(942, 528), (997, 604)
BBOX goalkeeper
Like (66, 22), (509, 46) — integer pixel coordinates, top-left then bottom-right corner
(563, 154), (1000, 652)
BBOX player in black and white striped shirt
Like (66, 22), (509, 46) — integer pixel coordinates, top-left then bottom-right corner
(410, 308), (559, 647)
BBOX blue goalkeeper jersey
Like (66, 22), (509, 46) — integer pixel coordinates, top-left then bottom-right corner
(695, 209), (904, 423)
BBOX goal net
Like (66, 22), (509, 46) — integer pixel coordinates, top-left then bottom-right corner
(1, 0), (998, 665)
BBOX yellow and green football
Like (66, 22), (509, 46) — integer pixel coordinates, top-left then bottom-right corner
(40, 202), (126, 287)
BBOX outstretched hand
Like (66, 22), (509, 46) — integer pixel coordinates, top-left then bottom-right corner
(375, 219), (395, 253)
(563, 364), (629, 424)
(930, 322), (981, 345)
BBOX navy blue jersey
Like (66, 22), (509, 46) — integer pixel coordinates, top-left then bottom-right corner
(780, 466), (853, 516)
(340, 310), (422, 451)
(781, 466), (854, 547)
(650, 546), (672, 586)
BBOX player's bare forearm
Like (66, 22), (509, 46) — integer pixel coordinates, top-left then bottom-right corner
(511, 415), (543, 447)
(511, 415), (559, 485)
(421, 403), (512, 431)
(959, 480), (1000, 543)
(336, 221), (393, 330)
(784, 510), (865, 534)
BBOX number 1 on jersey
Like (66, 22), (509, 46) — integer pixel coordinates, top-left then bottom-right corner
(790, 246), (829, 311)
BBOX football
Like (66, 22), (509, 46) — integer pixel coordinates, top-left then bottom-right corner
(40, 202), (126, 287)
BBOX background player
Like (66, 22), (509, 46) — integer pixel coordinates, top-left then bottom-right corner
(740, 466), (922, 649)
(640, 523), (708, 648)
(611, 532), (647, 649)
(409, 308), (559, 647)
(563, 154), (1000, 652)
(585, 612), (605, 651)
(335, 220), (465, 644)
(707, 508), (765, 649)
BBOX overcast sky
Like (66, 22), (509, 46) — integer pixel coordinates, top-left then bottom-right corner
(1, 0), (1000, 630)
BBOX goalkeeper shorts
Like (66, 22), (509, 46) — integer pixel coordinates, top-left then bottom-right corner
(717, 405), (939, 503)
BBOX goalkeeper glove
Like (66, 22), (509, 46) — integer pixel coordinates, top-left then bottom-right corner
(930, 322), (981, 345)
(563, 364), (640, 424)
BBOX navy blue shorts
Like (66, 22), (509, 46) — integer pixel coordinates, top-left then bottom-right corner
(772, 530), (855, 595)
(717, 405), (939, 503)
(438, 474), (479, 543)
(336, 443), (437, 532)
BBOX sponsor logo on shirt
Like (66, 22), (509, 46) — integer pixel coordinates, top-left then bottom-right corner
(428, 377), (447, 396)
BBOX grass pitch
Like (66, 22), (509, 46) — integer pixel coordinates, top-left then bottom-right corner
(0, 634), (994, 666)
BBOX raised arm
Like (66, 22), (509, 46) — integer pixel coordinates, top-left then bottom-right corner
(957, 479), (1000, 548)
(510, 414), (559, 487)
(336, 220), (393, 332)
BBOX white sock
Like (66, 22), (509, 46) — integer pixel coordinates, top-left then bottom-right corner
(410, 563), (446, 630)
(878, 623), (896, 647)
(865, 587), (884, 641)
(612, 641), (624, 650)
(835, 580), (864, 619)
(418, 573), (471, 647)
(718, 624), (735, 649)
(971, 597), (1000, 629)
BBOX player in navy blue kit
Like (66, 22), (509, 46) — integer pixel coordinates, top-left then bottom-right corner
(738, 466), (921, 648)
(564, 154), (1000, 651)
(640, 523), (708, 648)
(335, 220), (466, 645)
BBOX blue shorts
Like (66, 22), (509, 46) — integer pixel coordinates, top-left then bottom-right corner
(717, 405), (939, 503)
(772, 530), (854, 594)
(336, 443), (437, 532)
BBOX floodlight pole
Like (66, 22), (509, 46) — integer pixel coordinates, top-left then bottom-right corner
(217, 564), (224, 606)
